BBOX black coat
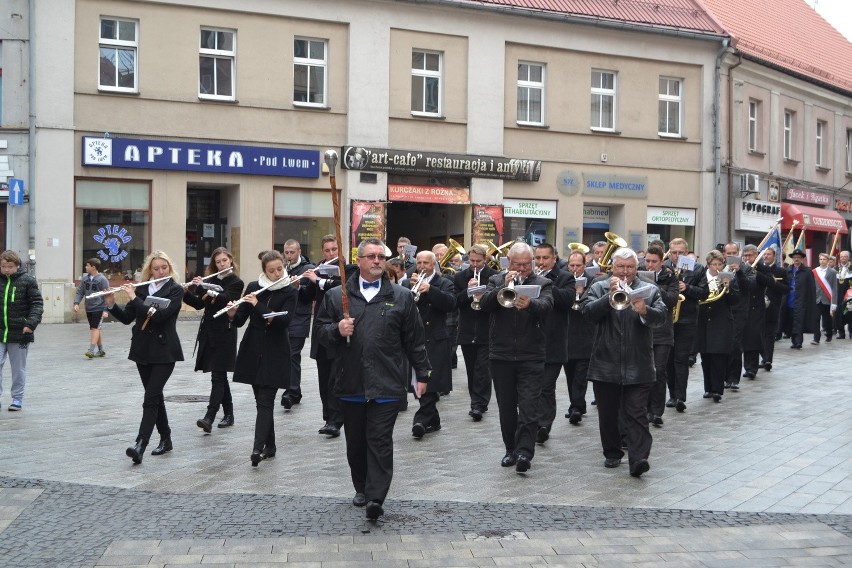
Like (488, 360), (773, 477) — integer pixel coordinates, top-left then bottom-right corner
(743, 262), (774, 351)
(287, 257), (316, 338)
(183, 273), (244, 372)
(765, 263), (790, 326)
(566, 277), (593, 359)
(582, 277), (667, 386)
(729, 264), (756, 348)
(316, 276), (431, 399)
(666, 261), (709, 325)
(109, 279), (185, 364)
(407, 273), (456, 393)
(642, 267), (679, 346)
(694, 274), (741, 354)
(308, 261), (358, 359)
(542, 267), (572, 364)
(0, 269), (43, 345)
(787, 264), (819, 334)
(231, 281), (297, 388)
(480, 272), (554, 361)
(454, 266), (497, 345)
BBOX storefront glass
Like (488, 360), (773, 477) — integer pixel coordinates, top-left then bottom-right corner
(503, 199), (556, 246)
(274, 188), (334, 262)
(646, 206), (695, 250)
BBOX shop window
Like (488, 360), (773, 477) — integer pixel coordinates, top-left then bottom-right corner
(99, 18), (138, 92)
(411, 50), (442, 116)
(199, 28), (235, 100)
(658, 77), (682, 137)
(591, 70), (616, 131)
(517, 62), (544, 126)
(294, 37), (327, 106)
(274, 189), (335, 262)
(75, 179), (150, 285)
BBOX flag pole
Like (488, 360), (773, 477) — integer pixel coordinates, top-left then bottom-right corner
(324, 150), (351, 344)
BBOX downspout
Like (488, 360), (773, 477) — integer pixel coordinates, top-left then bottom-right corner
(726, 52), (743, 243)
(27, 0), (36, 274)
(714, 39), (730, 249)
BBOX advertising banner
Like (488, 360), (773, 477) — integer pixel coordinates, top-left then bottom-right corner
(350, 201), (386, 262)
(387, 184), (470, 204)
(472, 205), (504, 245)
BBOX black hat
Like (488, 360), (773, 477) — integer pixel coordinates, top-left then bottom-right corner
(790, 249), (806, 258)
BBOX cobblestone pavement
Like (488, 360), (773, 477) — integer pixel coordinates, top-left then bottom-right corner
(1, 319), (851, 566)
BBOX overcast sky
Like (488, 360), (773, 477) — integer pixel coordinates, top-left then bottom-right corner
(805, 0), (852, 42)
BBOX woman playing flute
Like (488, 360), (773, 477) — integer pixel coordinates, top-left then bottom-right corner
(183, 247), (244, 433)
(105, 251), (185, 464)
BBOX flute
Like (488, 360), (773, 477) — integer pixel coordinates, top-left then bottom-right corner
(183, 266), (234, 289)
(85, 276), (172, 299)
(212, 274), (290, 318)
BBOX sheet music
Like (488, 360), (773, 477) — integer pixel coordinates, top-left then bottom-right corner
(513, 284), (541, 299)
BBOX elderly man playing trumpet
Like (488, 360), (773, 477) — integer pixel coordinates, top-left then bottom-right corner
(582, 248), (666, 478)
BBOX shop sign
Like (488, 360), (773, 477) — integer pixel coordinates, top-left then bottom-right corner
(92, 224), (133, 263)
(472, 205), (504, 245)
(834, 197), (852, 217)
(583, 206), (610, 229)
(350, 201), (386, 263)
(647, 207), (695, 226)
(785, 187), (832, 206)
(735, 198), (780, 232)
(340, 146), (541, 181)
(387, 184), (470, 204)
(556, 170), (580, 196)
(582, 173), (648, 198)
(503, 199), (556, 219)
(82, 137), (319, 178)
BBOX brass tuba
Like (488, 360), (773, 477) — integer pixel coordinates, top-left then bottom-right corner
(598, 232), (628, 272)
(568, 242), (590, 255)
(438, 238), (466, 276)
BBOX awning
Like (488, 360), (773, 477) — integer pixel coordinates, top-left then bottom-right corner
(781, 203), (848, 234)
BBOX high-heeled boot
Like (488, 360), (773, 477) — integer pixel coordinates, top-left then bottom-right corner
(150, 437), (173, 456)
(126, 439), (147, 464)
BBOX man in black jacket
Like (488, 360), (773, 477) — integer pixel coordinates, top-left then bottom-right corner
(280, 239), (315, 408)
(563, 250), (592, 425)
(406, 251), (456, 438)
(723, 242), (755, 390)
(315, 238), (429, 520)
(583, 248), (666, 477)
(782, 249), (818, 349)
(453, 244), (496, 421)
(760, 247), (790, 370)
(741, 244), (773, 378)
(480, 242), (553, 473)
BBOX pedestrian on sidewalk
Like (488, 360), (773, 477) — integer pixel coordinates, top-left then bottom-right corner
(183, 247), (244, 434)
(106, 250), (184, 464)
(73, 258), (110, 359)
(0, 250), (43, 412)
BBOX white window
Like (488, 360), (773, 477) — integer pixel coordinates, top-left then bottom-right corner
(591, 70), (616, 131)
(748, 100), (759, 151)
(99, 18), (138, 92)
(846, 129), (852, 173)
(411, 50), (442, 116)
(658, 77), (682, 136)
(294, 38), (327, 106)
(199, 28), (235, 100)
(517, 62), (544, 125)
(816, 120), (826, 167)
(784, 110), (794, 160)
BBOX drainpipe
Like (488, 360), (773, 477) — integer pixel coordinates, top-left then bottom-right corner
(726, 52), (743, 243)
(27, 0), (36, 274)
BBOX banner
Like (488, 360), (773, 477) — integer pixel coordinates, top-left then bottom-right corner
(387, 184), (470, 204)
(350, 201), (386, 263)
(472, 205), (504, 245)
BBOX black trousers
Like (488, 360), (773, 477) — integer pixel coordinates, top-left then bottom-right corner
(593, 381), (653, 467)
(743, 350), (760, 375)
(315, 347), (342, 426)
(251, 385), (278, 453)
(136, 362), (174, 443)
(460, 343), (491, 412)
(287, 335), (307, 397)
(815, 303), (833, 341)
(490, 360), (543, 460)
(762, 314), (779, 363)
(701, 352), (727, 395)
(563, 358), (589, 414)
(206, 370), (233, 418)
(413, 391), (441, 428)
(540, 363), (563, 430)
(726, 347), (743, 385)
(648, 344), (671, 417)
(341, 399), (402, 505)
(667, 322), (695, 402)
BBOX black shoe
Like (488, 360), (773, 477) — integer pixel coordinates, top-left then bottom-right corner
(675, 400), (686, 412)
(811, 339), (820, 345)
(515, 455), (531, 473)
(591, 399), (597, 406)
(536, 426), (549, 444)
(650, 415), (663, 427)
(703, 392), (712, 399)
(665, 398), (676, 408)
(791, 344), (802, 349)
(424, 424), (441, 434)
(604, 457), (622, 468)
(196, 417), (213, 433)
(630, 459), (650, 478)
(713, 393), (722, 402)
(261, 447), (276, 459)
(687, 355), (696, 368)
(318, 423), (334, 435)
(826, 337), (832, 343)
(250, 450), (263, 467)
(469, 409), (483, 422)
(744, 371), (756, 379)
(764, 362), (772, 371)
(352, 492), (366, 507)
(724, 382), (732, 389)
(324, 424), (341, 438)
(150, 438), (172, 456)
(501, 453), (517, 467)
(568, 409), (582, 425)
(412, 423), (426, 439)
(280, 394), (293, 409)
(366, 500), (384, 520)
(729, 384), (740, 391)
(218, 415), (234, 428)
(126, 440), (147, 464)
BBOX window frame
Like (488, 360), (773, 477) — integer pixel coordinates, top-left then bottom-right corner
(410, 49), (443, 117)
(517, 62), (545, 126)
(591, 69), (617, 132)
(98, 17), (139, 93)
(657, 77), (682, 137)
(816, 120), (826, 168)
(293, 37), (328, 107)
(846, 129), (852, 174)
(199, 27), (236, 101)
(748, 100), (759, 151)
(784, 110), (794, 160)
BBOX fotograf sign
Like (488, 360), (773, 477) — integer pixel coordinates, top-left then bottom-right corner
(82, 137), (320, 178)
(735, 198), (780, 232)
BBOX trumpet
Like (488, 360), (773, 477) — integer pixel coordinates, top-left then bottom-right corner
(497, 273), (521, 308)
(85, 275), (172, 300)
(471, 267), (483, 311)
(609, 279), (633, 310)
(213, 274), (290, 318)
(411, 270), (428, 302)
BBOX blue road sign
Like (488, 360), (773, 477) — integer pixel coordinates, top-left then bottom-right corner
(8, 178), (24, 206)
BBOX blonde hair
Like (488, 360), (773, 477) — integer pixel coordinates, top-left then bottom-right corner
(141, 250), (179, 282)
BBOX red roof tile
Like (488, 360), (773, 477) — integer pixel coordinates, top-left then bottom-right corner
(698, 0), (852, 94)
(444, 0), (725, 34)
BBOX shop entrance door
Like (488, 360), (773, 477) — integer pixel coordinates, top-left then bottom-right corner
(386, 201), (465, 253)
(186, 188), (223, 280)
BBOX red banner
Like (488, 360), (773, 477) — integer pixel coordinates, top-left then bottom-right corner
(472, 205), (504, 245)
(388, 184), (470, 204)
(350, 201), (386, 263)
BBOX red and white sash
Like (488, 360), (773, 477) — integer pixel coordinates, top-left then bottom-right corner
(814, 269), (833, 302)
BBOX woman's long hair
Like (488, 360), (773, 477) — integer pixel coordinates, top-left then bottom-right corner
(206, 247), (239, 277)
(141, 250), (180, 282)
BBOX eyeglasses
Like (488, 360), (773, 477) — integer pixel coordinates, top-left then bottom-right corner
(359, 254), (387, 261)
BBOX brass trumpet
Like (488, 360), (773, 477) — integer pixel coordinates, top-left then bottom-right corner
(471, 267), (483, 311)
(497, 273), (520, 308)
(411, 270), (428, 302)
(609, 279), (633, 310)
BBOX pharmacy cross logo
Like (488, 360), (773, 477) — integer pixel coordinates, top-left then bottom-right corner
(93, 225), (132, 262)
(84, 138), (113, 165)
